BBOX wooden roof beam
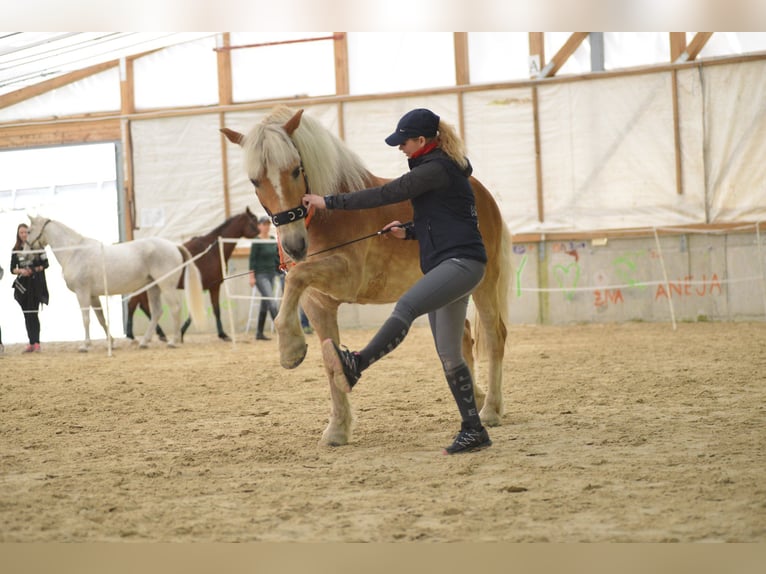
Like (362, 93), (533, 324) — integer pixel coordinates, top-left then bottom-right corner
(0, 59), (119, 110)
(675, 32), (713, 62)
(537, 32), (589, 79)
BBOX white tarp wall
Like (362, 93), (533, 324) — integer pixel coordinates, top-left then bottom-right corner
(124, 57), (766, 332)
(130, 58), (766, 243)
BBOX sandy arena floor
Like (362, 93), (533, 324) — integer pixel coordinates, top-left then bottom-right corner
(1, 322), (764, 542)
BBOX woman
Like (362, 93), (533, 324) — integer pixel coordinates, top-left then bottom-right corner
(302, 108), (491, 455)
(0, 263), (4, 354)
(248, 216), (280, 341)
(10, 223), (49, 353)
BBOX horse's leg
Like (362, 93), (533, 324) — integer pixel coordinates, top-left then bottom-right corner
(180, 317), (191, 342)
(163, 289), (183, 348)
(472, 291), (507, 428)
(275, 254), (358, 368)
(141, 295), (167, 342)
(462, 318), (487, 411)
(209, 285), (230, 341)
(302, 292), (353, 446)
(125, 295), (138, 340)
(139, 286), (163, 348)
(76, 292), (92, 353)
(90, 296), (115, 348)
(274, 271), (310, 368)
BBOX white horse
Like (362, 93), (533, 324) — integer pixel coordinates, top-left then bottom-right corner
(27, 215), (207, 351)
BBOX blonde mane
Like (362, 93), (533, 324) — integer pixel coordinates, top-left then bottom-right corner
(242, 106), (371, 198)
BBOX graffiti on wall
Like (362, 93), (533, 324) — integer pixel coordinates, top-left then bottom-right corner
(512, 243), (725, 309)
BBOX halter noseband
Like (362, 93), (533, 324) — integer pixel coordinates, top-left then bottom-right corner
(267, 204), (310, 227)
(27, 219), (51, 250)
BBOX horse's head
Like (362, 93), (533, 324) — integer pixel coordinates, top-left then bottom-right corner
(222, 108), (311, 262)
(240, 206), (260, 240)
(26, 215), (51, 250)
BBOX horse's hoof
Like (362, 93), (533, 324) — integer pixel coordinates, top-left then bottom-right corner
(78, 347), (88, 353)
(480, 410), (502, 427)
(320, 434), (349, 447)
(281, 344), (308, 369)
(220, 334), (232, 342)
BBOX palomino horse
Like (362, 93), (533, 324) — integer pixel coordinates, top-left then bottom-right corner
(222, 106), (511, 446)
(125, 207), (260, 342)
(26, 215), (207, 351)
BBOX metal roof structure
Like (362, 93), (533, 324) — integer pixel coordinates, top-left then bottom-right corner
(0, 32), (214, 96)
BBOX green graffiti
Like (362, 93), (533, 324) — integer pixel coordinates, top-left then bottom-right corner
(515, 254), (527, 297)
(553, 262), (581, 301)
(613, 253), (646, 289)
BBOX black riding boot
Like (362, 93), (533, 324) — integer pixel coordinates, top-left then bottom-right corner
(443, 364), (492, 454)
(256, 310), (270, 340)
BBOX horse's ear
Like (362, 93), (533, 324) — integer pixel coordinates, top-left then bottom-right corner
(283, 109), (304, 136)
(220, 128), (244, 146)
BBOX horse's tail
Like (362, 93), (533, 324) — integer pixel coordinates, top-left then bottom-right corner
(474, 221), (512, 360)
(179, 245), (207, 329)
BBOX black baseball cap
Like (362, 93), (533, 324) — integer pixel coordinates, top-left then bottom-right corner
(384, 108), (440, 146)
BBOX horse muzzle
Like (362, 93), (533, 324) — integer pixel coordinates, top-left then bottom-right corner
(280, 229), (307, 262)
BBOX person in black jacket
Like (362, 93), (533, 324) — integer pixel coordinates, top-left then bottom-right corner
(10, 223), (49, 353)
(302, 108), (491, 455)
(0, 263), (4, 354)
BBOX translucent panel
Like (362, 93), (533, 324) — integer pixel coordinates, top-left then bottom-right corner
(696, 32), (766, 59)
(468, 33), (531, 83)
(0, 68), (120, 122)
(230, 33), (336, 102)
(0, 143), (116, 191)
(604, 32), (670, 69)
(134, 36), (219, 110)
(347, 33), (455, 95)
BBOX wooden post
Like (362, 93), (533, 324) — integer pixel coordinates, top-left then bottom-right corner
(670, 32), (687, 62)
(528, 33), (545, 78)
(333, 32), (349, 95)
(454, 32), (470, 86)
(216, 33), (233, 106)
(532, 85), (544, 223)
(217, 33), (233, 217)
(119, 57), (136, 239)
(671, 69), (683, 195)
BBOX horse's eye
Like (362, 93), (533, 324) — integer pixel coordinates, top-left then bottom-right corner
(292, 167), (302, 179)
(250, 178), (260, 188)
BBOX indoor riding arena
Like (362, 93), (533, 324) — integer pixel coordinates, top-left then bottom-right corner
(1, 31), (765, 546)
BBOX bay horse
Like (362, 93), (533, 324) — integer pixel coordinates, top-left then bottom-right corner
(222, 106), (511, 446)
(26, 215), (207, 352)
(125, 208), (260, 342)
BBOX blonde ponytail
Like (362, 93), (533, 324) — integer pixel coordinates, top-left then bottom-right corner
(436, 119), (468, 170)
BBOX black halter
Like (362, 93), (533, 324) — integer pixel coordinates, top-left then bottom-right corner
(266, 204), (309, 227)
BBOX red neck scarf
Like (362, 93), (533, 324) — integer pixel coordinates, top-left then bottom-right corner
(410, 140), (439, 160)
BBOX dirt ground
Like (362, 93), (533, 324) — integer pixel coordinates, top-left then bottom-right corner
(1, 322), (764, 542)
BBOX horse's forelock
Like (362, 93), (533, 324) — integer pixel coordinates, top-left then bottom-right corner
(246, 107), (370, 198)
(244, 122), (300, 182)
